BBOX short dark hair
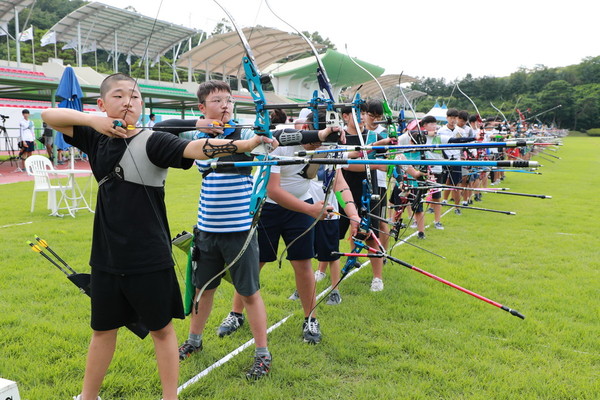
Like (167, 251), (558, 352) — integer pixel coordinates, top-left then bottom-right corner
(100, 73), (136, 97)
(305, 109), (327, 129)
(458, 110), (469, 121)
(366, 100), (383, 115)
(468, 115), (479, 123)
(341, 103), (367, 115)
(196, 80), (231, 104)
(446, 108), (459, 117)
(419, 115), (437, 126)
(149, 113), (155, 119)
(270, 108), (287, 124)
(22, 109), (30, 114)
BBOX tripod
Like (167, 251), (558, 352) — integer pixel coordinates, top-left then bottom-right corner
(0, 115), (19, 168)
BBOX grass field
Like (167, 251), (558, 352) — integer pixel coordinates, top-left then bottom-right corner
(0, 136), (598, 399)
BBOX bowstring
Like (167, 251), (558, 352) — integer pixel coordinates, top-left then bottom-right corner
(116, 0), (188, 280)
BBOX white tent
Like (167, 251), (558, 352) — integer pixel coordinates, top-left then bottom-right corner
(426, 102), (448, 122)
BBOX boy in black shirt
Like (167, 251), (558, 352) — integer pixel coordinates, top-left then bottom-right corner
(42, 73), (271, 400)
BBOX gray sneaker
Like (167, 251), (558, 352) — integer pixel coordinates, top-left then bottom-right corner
(217, 312), (244, 337)
(326, 291), (342, 305)
(288, 289), (300, 300)
(434, 221), (444, 230)
(454, 208), (462, 215)
(314, 271), (326, 282)
(302, 318), (322, 344)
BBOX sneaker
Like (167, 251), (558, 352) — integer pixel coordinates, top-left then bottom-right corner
(288, 290), (300, 300)
(474, 193), (482, 202)
(417, 231), (426, 239)
(454, 208), (462, 215)
(217, 312), (244, 338)
(370, 277), (384, 292)
(246, 354), (272, 380)
(74, 396), (101, 400)
(410, 220), (418, 229)
(302, 319), (322, 344)
(441, 199), (448, 204)
(314, 270), (326, 282)
(462, 201), (469, 206)
(326, 291), (342, 305)
(426, 207), (434, 214)
(178, 340), (202, 361)
(434, 221), (444, 230)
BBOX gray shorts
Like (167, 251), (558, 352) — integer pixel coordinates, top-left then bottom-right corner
(192, 230), (260, 296)
(44, 136), (54, 147)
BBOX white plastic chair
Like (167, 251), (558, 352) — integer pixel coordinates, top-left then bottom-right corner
(24, 155), (71, 215)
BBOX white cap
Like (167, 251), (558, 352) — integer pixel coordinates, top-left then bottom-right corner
(298, 108), (311, 120)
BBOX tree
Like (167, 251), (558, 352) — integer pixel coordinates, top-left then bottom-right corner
(537, 80), (574, 127)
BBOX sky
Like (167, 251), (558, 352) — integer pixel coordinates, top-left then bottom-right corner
(99, 0), (598, 82)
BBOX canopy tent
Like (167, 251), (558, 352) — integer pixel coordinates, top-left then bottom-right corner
(46, 2), (198, 75)
(426, 102), (448, 122)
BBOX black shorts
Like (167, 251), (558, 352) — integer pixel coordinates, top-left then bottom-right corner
(22, 141), (34, 153)
(192, 230), (260, 296)
(445, 165), (462, 186)
(90, 268), (184, 332)
(314, 219), (340, 262)
(431, 173), (443, 199)
(258, 201), (316, 262)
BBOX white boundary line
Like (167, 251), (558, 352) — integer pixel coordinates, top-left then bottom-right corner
(174, 209), (452, 397)
(0, 221), (32, 229)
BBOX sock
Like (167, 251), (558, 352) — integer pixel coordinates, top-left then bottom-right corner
(188, 333), (202, 348)
(305, 316), (317, 322)
(232, 311), (243, 319)
(255, 346), (270, 358)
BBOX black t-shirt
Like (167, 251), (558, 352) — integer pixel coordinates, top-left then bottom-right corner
(340, 131), (384, 201)
(66, 127), (194, 274)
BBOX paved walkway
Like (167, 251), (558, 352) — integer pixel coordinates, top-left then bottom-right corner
(0, 152), (91, 185)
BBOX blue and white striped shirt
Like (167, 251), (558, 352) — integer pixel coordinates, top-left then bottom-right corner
(194, 128), (255, 233)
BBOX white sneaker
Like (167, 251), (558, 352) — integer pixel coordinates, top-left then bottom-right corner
(288, 290), (300, 300)
(370, 278), (384, 292)
(314, 271), (326, 282)
(410, 221), (418, 229)
(74, 396), (101, 400)
(434, 221), (445, 230)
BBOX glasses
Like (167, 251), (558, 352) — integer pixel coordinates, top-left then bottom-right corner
(204, 97), (235, 105)
(367, 113), (382, 119)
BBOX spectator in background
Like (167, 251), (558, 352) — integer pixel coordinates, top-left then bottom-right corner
(148, 113), (156, 128)
(42, 122), (54, 161)
(18, 109), (35, 171)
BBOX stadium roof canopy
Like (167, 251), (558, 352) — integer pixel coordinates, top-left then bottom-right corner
(0, 0), (36, 26)
(47, 2), (199, 63)
(177, 26), (321, 79)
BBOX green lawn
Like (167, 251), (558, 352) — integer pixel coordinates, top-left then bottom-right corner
(0, 136), (598, 399)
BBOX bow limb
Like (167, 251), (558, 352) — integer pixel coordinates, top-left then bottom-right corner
(265, 0), (345, 265)
(456, 83), (482, 120)
(344, 44), (398, 140)
(490, 102), (508, 124)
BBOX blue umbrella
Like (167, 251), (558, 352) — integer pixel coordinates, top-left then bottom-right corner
(54, 66), (83, 166)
